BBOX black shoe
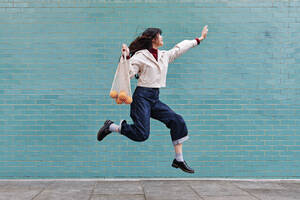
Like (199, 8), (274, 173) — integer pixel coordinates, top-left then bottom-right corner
(172, 159), (195, 173)
(97, 120), (114, 141)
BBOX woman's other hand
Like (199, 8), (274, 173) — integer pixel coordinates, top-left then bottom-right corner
(122, 44), (130, 56)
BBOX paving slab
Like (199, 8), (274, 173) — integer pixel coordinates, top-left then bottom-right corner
(202, 196), (259, 200)
(34, 189), (92, 200)
(46, 180), (96, 191)
(0, 181), (52, 190)
(142, 180), (201, 200)
(279, 182), (300, 192)
(33, 180), (96, 200)
(93, 181), (144, 195)
(187, 180), (250, 197)
(245, 189), (300, 200)
(230, 181), (287, 190)
(90, 194), (145, 200)
(0, 188), (42, 200)
(230, 181), (300, 200)
(0, 181), (52, 200)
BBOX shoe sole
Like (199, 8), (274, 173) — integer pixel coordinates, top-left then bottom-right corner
(172, 163), (179, 168)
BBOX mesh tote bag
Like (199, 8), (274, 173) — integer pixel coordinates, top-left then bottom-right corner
(109, 50), (132, 104)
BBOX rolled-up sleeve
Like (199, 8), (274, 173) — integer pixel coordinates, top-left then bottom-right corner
(166, 39), (198, 64)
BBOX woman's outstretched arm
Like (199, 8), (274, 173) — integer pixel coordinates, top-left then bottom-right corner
(167, 25), (208, 64)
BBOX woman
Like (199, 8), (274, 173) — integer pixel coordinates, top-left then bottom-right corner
(98, 26), (208, 173)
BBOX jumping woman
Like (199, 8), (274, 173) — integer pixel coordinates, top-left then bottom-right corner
(97, 25), (208, 173)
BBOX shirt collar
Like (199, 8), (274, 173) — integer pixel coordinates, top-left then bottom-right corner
(149, 48), (158, 54)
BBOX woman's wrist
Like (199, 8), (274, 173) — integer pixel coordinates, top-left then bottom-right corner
(195, 36), (204, 45)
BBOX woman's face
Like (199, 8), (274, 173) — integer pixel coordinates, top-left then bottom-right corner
(152, 33), (163, 47)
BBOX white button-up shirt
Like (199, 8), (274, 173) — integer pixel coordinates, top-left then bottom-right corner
(128, 39), (199, 88)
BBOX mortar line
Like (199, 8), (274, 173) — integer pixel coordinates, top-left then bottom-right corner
(31, 181), (54, 200)
(230, 182), (262, 200)
(187, 183), (205, 200)
(31, 188), (45, 200)
(87, 181), (97, 200)
(141, 180), (147, 200)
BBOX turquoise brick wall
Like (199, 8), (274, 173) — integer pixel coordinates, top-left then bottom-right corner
(0, 0), (299, 178)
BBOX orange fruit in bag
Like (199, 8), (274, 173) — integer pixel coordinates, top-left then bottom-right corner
(119, 91), (127, 102)
(116, 97), (123, 104)
(110, 90), (118, 99)
(125, 96), (133, 104)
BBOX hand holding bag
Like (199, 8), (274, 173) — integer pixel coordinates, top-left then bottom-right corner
(109, 50), (132, 104)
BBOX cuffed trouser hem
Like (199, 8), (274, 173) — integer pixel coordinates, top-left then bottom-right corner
(172, 135), (189, 146)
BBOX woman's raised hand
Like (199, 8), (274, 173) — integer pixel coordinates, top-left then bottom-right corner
(122, 44), (130, 56)
(201, 25), (208, 39)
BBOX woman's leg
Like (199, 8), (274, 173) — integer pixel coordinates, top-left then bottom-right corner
(98, 87), (155, 142)
(98, 95), (151, 142)
(150, 99), (189, 145)
(174, 143), (182, 154)
(174, 143), (184, 162)
(119, 95), (151, 142)
(151, 99), (194, 173)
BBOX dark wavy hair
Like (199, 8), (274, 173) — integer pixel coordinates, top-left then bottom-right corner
(127, 28), (162, 79)
(129, 28), (162, 57)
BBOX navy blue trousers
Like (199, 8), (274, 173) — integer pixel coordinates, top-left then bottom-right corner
(120, 86), (188, 143)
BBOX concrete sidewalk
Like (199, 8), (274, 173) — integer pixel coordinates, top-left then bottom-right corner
(0, 179), (299, 200)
